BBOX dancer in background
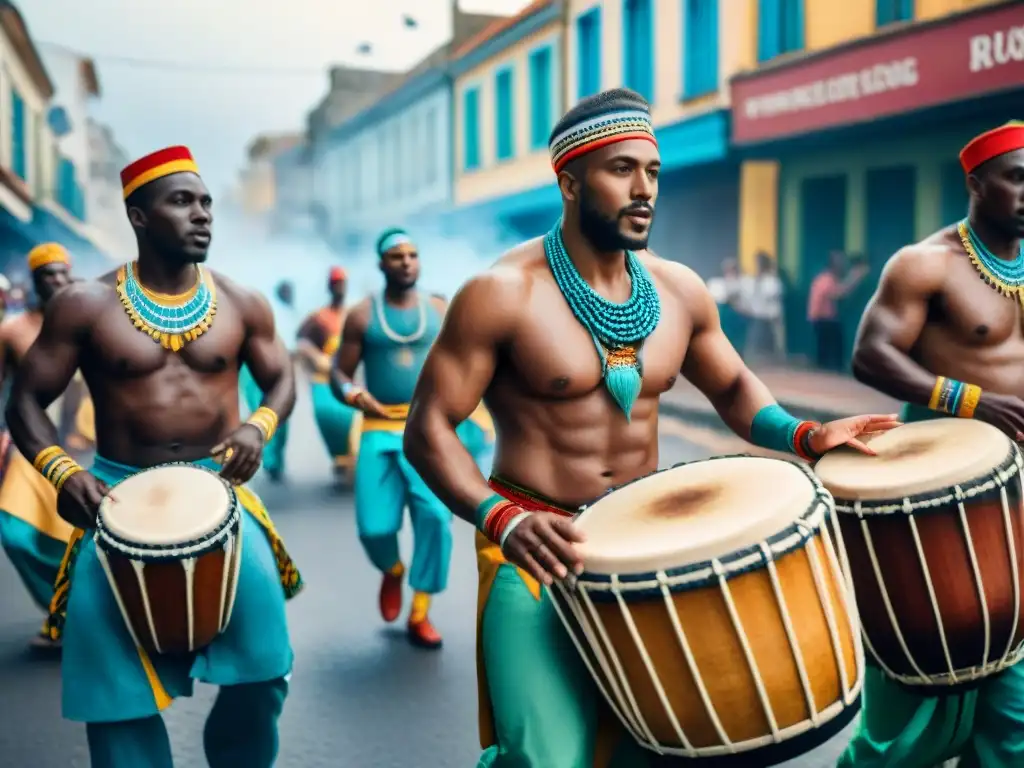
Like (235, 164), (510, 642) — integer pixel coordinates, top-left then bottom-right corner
(296, 266), (359, 483)
(849, 122), (1024, 766)
(0, 243), (79, 649)
(331, 227), (451, 649)
(241, 280), (297, 481)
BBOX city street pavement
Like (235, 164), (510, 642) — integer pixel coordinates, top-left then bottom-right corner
(0, 395), (855, 767)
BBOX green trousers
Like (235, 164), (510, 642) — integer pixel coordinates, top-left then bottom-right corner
(478, 564), (650, 768)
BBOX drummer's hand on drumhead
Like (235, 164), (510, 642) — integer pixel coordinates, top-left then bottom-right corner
(810, 413), (903, 457)
(212, 424), (264, 485)
(501, 512), (586, 586)
(57, 471), (109, 529)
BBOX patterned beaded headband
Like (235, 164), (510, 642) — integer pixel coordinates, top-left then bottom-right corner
(120, 145), (200, 200)
(28, 243), (70, 272)
(960, 121), (1024, 174)
(549, 109), (658, 174)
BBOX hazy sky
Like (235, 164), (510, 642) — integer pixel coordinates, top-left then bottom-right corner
(22, 0), (531, 193)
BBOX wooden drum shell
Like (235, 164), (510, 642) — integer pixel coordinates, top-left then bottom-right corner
(98, 526), (242, 656)
(834, 447), (1024, 688)
(550, 462), (863, 762)
(94, 464), (244, 657)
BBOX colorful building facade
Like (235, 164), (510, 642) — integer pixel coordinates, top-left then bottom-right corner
(0, 3), (109, 277)
(450, 0), (566, 245)
(731, 0), (1023, 363)
(450, 0), (763, 277)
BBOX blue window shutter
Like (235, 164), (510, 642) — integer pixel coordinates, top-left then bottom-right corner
(463, 88), (480, 171)
(576, 9), (602, 100)
(11, 89), (25, 180)
(495, 69), (514, 161)
(530, 47), (552, 149)
(623, 0), (654, 101)
(684, 0), (720, 99)
(758, 0), (781, 62)
(900, 0), (913, 21)
(783, 0), (804, 53)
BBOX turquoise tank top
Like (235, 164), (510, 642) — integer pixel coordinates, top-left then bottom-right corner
(362, 293), (442, 405)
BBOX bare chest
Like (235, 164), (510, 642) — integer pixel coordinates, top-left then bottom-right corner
(937, 262), (1024, 345)
(85, 299), (246, 379)
(507, 283), (689, 399)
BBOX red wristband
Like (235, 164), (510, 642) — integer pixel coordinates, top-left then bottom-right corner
(793, 421), (820, 461)
(482, 500), (525, 543)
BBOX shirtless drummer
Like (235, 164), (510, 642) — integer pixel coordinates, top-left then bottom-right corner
(850, 122), (1024, 766)
(403, 88), (898, 767)
(5, 145), (302, 767)
(0, 243), (76, 649)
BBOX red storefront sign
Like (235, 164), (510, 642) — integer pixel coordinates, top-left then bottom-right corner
(731, 3), (1024, 145)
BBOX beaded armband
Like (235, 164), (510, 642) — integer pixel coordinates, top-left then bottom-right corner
(247, 406), (279, 443)
(32, 445), (84, 493)
(750, 404), (822, 461)
(929, 376), (982, 419)
(476, 493), (532, 547)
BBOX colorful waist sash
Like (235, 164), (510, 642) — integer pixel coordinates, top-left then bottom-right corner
(44, 455), (303, 642)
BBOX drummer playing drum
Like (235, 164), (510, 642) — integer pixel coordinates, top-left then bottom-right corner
(5, 146), (302, 768)
(402, 88), (899, 768)
(850, 123), (1024, 766)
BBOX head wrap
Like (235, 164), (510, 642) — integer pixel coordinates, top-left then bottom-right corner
(329, 266), (347, 282)
(28, 243), (71, 272)
(960, 121), (1024, 174)
(548, 88), (657, 174)
(120, 146), (200, 200)
(377, 227), (413, 256)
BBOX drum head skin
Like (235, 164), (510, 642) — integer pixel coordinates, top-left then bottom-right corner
(575, 457), (817, 574)
(815, 419), (1011, 501)
(99, 465), (231, 545)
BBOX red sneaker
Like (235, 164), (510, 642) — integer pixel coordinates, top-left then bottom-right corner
(379, 571), (403, 623)
(407, 618), (443, 649)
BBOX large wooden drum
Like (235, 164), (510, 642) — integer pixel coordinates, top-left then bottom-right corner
(816, 418), (1024, 689)
(95, 463), (243, 655)
(549, 455), (863, 763)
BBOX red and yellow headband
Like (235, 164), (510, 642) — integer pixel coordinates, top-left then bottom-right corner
(960, 121), (1024, 174)
(329, 266), (347, 282)
(120, 145), (200, 200)
(28, 243), (70, 272)
(549, 109), (657, 174)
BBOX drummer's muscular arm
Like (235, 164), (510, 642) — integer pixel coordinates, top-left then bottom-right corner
(671, 265), (775, 438)
(405, 271), (520, 524)
(236, 285), (296, 422)
(5, 283), (95, 459)
(851, 247), (947, 404)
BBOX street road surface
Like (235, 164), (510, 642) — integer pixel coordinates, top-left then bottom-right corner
(0, 395), (854, 766)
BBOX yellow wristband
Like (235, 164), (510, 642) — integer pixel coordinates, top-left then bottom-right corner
(957, 384), (982, 419)
(54, 464), (83, 493)
(247, 407), (279, 442)
(45, 456), (76, 484)
(32, 445), (64, 473)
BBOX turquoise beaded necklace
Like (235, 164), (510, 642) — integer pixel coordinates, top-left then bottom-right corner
(116, 262), (217, 351)
(958, 218), (1024, 308)
(544, 220), (661, 419)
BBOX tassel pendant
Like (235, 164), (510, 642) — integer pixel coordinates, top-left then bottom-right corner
(605, 363), (642, 420)
(604, 345), (642, 420)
